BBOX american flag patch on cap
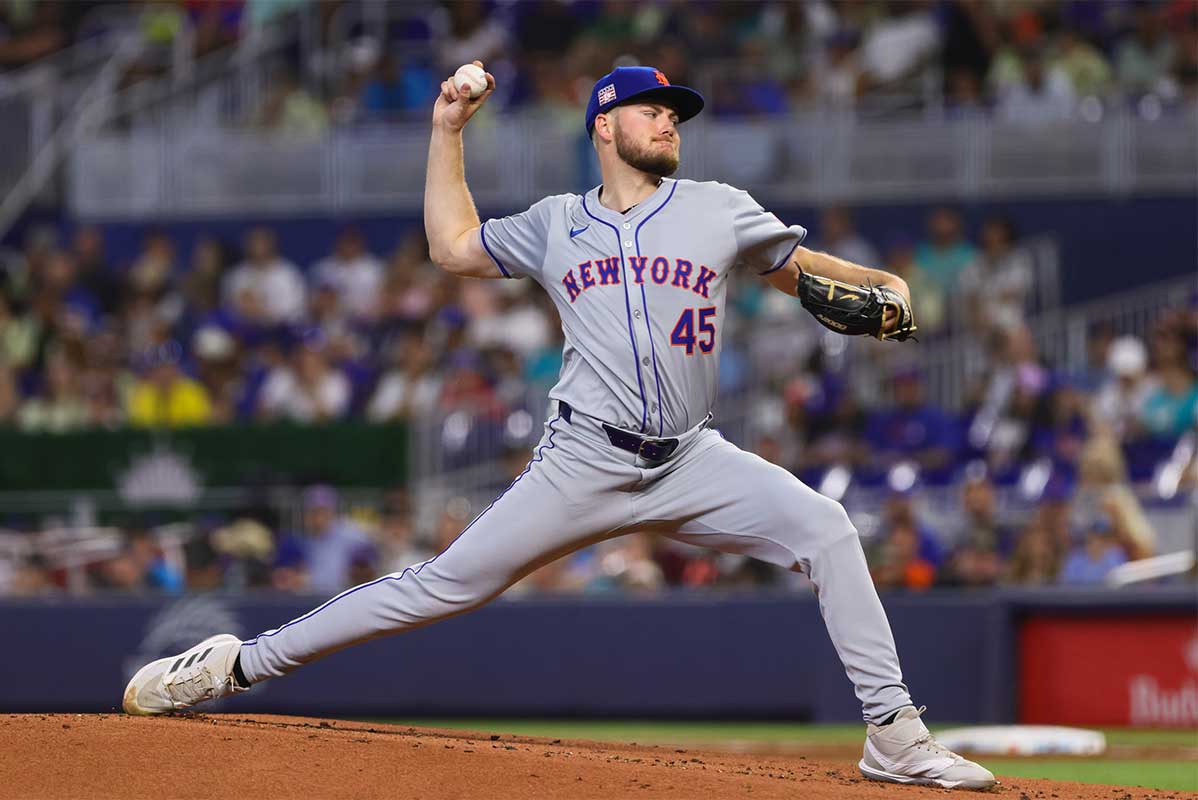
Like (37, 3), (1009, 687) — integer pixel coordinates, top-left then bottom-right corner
(597, 84), (617, 105)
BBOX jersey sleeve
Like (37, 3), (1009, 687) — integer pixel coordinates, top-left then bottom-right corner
(726, 186), (807, 275)
(479, 196), (559, 280)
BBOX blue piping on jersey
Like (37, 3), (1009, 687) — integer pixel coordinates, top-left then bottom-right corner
(633, 180), (678, 436)
(581, 194), (649, 432)
(479, 221), (513, 278)
(758, 231), (806, 276)
(242, 414), (564, 648)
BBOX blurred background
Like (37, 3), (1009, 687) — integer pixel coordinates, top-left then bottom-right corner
(0, 0), (1195, 730)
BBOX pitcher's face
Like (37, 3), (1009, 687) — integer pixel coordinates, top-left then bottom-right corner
(611, 103), (681, 177)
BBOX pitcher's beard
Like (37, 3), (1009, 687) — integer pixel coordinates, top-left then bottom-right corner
(614, 128), (679, 177)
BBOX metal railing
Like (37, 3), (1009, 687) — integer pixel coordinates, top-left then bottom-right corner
(69, 109), (1198, 218)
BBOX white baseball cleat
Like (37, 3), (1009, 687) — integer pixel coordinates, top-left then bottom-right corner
(859, 706), (997, 791)
(123, 633), (248, 715)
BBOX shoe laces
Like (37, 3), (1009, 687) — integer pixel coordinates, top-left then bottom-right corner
(164, 664), (230, 708)
(905, 707), (964, 762)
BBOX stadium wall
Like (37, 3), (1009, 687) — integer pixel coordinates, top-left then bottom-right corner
(1, 588), (1192, 724)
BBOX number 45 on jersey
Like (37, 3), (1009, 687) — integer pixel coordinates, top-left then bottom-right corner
(671, 307), (716, 355)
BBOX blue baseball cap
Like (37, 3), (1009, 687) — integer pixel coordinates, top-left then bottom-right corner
(585, 66), (705, 135)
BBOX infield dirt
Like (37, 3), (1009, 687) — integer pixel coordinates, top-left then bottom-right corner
(2, 713), (1192, 799)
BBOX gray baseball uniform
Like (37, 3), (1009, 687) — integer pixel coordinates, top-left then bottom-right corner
(239, 178), (913, 723)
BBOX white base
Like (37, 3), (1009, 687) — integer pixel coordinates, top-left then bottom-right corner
(933, 725), (1107, 756)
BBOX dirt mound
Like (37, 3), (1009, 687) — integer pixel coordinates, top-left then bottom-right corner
(0, 714), (1187, 799)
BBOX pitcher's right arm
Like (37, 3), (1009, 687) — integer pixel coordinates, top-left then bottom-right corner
(424, 60), (503, 278)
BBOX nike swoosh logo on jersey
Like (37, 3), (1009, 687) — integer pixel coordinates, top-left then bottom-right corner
(569, 225), (589, 238)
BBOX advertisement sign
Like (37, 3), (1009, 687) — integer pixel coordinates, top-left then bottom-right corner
(1020, 616), (1198, 727)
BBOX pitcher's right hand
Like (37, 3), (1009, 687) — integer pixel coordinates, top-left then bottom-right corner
(433, 60), (495, 133)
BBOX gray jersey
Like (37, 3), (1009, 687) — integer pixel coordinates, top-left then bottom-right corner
(480, 178), (806, 436)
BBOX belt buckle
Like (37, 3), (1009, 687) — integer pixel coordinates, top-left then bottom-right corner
(637, 436), (677, 463)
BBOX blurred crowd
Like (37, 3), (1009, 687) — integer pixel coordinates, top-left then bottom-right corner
(0, 202), (1194, 597)
(268, 0), (1198, 130)
(4, 1), (1197, 129)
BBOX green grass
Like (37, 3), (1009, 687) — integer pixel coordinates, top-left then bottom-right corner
(363, 719), (1198, 792)
(985, 759), (1197, 792)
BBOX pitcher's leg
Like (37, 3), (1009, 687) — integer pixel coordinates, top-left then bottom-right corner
(642, 432), (911, 723)
(240, 422), (630, 683)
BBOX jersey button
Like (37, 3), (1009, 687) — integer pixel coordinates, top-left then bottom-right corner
(642, 357), (650, 366)
(622, 222), (631, 230)
(633, 309), (642, 319)
(623, 241), (632, 247)
(651, 403), (658, 412)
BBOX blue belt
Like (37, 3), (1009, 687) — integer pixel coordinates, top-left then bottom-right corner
(558, 401), (680, 463)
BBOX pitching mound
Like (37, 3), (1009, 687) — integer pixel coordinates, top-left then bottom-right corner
(0, 714), (1187, 799)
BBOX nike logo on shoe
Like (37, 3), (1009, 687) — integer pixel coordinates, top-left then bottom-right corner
(569, 225), (589, 238)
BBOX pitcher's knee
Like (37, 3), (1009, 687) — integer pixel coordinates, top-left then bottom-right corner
(383, 561), (507, 624)
(784, 492), (858, 550)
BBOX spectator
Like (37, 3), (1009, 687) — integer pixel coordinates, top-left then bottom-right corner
(1058, 518), (1129, 585)
(939, 540), (1002, 588)
(181, 237), (232, 323)
(1073, 434), (1156, 560)
(865, 370), (958, 480)
(996, 48), (1077, 125)
(857, 1), (941, 96)
(0, 361), (18, 425)
(259, 68), (329, 136)
(97, 530), (185, 594)
(0, 553), (52, 596)
(954, 470), (1016, 556)
(881, 489), (946, 567)
(966, 327), (1053, 477)
(1071, 322), (1115, 393)
(17, 350), (89, 432)
(70, 226), (121, 318)
(441, 0), (510, 73)
(203, 516), (277, 591)
(0, 289), (37, 371)
(817, 207), (879, 268)
(885, 234), (947, 335)
(465, 281), (553, 359)
(126, 342), (213, 428)
(222, 227), (306, 326)
(938, 0), (1001, 96)
(1005, 523), (1060, 585)
(1115, 2), (1176, 96)
(1140, 328), (1198, 439)
(310, 227), (384, 321)
(126, 231), (177, 311)
(0, 0), (66, 68)
(1050, 28), (1113, 97)
(869, 519), (937, 592)
(1092, 335), (1156, 439)
(958, 217), (1034, 337)
(377, 488), (434, 574)
(581, 534), (664, 595)
(258, 337), (351, 423)
(192, 325), (243, 424)
(273, 485), (377, 594)
(915, 207), (977, 297)
(809, 29), (863, 107)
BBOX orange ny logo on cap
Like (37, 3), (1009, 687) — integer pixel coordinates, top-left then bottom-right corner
(654, 70), (669, 86)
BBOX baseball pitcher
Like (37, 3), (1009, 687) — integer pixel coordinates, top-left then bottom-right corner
(124, 62), (993, 791)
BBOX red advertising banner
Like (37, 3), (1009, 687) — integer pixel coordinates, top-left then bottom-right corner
(1020, 615), (1198, 727)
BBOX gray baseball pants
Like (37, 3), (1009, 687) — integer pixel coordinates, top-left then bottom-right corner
(239, 407), (912, 723)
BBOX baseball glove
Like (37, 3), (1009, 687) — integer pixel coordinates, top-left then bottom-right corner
(796, 270), (917, 342)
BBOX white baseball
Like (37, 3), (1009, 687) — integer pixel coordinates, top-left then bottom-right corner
(453, 63), (488, 99)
